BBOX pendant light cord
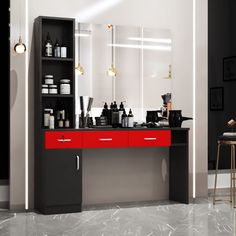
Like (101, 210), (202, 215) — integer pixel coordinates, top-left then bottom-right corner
(78, 23), (80, 63)
(111, 26), (114, 66)
(19, 0), (22, 36)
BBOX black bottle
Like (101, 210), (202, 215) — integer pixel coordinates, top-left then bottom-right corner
(108, 102), (113, 125)
(122, 110), (128, 128)
(127, 109), (134, 128)
(54, 39), (61, 57)
(112, 101), (119, 128)
(102, 102), (109, 117)
(44, 32), (53, 57)
(118, 102), (125, 127)
(101, 102), (109, 125)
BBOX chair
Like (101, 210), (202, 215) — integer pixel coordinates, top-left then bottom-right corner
(213, 135), (236, 208)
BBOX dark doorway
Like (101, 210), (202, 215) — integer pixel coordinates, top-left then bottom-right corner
(208, 0), (236, 170)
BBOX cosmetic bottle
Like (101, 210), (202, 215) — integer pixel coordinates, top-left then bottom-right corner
(102, 102), (109, 120)
(108, 102), (113, 125)
(122, 110), (128, 128)
(65, 117), (70, 128)
(44, 32), (53, 57)
(112, 101), (119, 128)
(49, 111), (55, 129)
(127, 109), (134, 128)
(54, 39), (61, 57)
(118, 102), (125, 127)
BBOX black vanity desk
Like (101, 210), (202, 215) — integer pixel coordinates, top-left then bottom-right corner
(35, 127), (189, 214)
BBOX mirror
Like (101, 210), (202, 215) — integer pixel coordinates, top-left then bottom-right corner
(75, 23), (172, 122)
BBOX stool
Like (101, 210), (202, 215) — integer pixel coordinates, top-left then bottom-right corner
(213, 135), (236, 207)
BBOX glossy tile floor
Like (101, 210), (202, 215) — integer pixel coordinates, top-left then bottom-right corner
(0, 198), (236, 236)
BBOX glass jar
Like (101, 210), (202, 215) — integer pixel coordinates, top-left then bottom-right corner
(41, 84), (49, 94)
(49, 84), (58, 94)
(60, 79), (71, 94)
(44, 75), (54, 85)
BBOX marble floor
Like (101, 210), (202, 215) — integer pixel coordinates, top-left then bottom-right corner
(0, 198), (236, 236)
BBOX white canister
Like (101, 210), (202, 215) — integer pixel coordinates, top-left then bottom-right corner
(42, 84), (49, 94)
(60, 45), (67, 58)
(44, 75), (54, 85)
(49, 84), (58, 94)
(60, 79), (71, 94)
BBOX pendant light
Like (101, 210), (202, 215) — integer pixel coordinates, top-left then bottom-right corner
(14, 1), (26, 54)
(107, 24), (117, 77)
(14, 36), (26, 54)
(75, 23), (85, 75)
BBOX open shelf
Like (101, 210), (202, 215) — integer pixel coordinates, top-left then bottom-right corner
(42, 57), (74, 62)
(42, 94), (74, 98)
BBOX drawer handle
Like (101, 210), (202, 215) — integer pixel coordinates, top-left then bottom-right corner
(144, 137), (157, 141)
(57, 138), (72, 142)
(99, 138), (113, 141)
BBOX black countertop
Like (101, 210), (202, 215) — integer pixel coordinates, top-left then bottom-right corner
(43, 127), (190, 131)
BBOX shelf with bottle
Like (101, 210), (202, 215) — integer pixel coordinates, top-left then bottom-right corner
(42, 94), (74, 98)
(42, 30), (72, 58)
(42, 98), (74, 130)
(41, 57), (74, 62)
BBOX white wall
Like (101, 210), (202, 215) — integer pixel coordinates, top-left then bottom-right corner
(10, 0), (27, 209)
(10, 0), (208, 209)
(195, 0), (208, 197)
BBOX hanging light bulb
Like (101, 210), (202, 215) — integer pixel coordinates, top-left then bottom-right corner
(14, 36), (26, 54)
(75, 23), (85, 75)
(75, 63), (85, 75)
(107, 24), (117, 77)
(108, 64), (117, 77)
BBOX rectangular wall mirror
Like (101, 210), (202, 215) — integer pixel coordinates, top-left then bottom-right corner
(75, 22), (172, 122)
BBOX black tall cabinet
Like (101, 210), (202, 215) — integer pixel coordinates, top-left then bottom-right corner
(34, 16), (82, 214)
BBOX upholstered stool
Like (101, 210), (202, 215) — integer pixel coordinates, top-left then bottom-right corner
(213, 135), (236, 207)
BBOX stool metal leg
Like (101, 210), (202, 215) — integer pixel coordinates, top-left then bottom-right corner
(213, 143), (221, 205)
(230, 145), (233, 203)
(233, 145), (236, 208)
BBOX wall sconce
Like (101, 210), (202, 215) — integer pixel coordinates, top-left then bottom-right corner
(14, 36), (26, 54)
(163, 64), (172, 79)
(75, 23), (85, 75)
(107, 24), (117, 77)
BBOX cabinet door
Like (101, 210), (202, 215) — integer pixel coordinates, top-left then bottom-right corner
(44, 149), (82, 207)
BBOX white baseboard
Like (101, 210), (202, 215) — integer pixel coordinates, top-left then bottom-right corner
(208, 172), (231, 189)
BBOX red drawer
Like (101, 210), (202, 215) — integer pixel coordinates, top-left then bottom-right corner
(129, 130), (171, 147)
(82, 131), (129, 148)
(45, 131), (82, 149)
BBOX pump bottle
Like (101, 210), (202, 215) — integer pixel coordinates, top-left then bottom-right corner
(127, 109), (134, 128)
